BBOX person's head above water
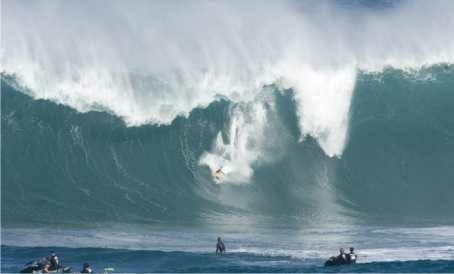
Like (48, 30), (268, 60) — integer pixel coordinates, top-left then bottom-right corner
(83, 263), (90, 268)
(349, 247), (354, 252)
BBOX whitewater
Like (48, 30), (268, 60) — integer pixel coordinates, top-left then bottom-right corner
(2, 0), (454, 272)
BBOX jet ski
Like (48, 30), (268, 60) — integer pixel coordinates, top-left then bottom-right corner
(20, 258), (72, 273)
(324, 253), (356, 267)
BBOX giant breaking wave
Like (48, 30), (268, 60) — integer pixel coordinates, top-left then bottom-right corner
(2, 0), (454, 227)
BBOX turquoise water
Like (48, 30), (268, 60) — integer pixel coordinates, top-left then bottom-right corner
(3, 66), (454, 226)
(2, 65), (454, 272)
(2, 0), (454, 272)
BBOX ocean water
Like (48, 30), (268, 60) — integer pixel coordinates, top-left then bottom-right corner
(3, 225), (454, 272)
(2, 0), (454, 272)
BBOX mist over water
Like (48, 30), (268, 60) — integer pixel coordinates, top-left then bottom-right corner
(3, 0), (454, 163)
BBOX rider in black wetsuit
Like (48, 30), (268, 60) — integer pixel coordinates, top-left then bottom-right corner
(346, 247), (356, 263)
(216, 237), (226, 254)
(49, 252), (60, 271)
(337, 248), (347, 263)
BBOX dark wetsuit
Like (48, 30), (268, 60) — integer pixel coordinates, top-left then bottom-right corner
(347, 252), (356, 263)
(49, 255), (60, 271)
(337, 253), (347, 263)
(216, 241), (226, 254)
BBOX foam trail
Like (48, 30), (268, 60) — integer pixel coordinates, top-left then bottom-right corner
(199, 101), (271, 183)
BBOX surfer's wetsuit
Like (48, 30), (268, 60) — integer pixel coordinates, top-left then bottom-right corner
(216, 237), (226, 254)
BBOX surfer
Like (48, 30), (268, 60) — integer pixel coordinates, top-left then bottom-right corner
(214, 167), (224, 180)
(81, 263), (93, 273)
(216, 237), (226, 254)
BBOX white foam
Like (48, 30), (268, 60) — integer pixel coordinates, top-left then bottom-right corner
(199, 99), (277, 183)
(4, 225), (454, 263)
(3, 0), (454, 169)
(279, 65), (357, 157)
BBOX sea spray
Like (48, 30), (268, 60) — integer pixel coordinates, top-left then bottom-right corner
(3, 0), (454, 163)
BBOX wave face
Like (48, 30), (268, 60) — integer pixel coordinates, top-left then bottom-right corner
(2, 64), (454, 227)
(2, 0), (454, 227)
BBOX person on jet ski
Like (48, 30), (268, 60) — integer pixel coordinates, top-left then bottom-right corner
(81, 263), (93, 273)
(48, 251), (60, 271)
(337, 248), (347, 262)
(216, 237), (226, 254)
(346, 247), (357, 263)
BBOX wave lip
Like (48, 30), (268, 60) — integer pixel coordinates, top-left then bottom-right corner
(3, 0), (454, 161)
